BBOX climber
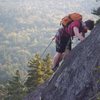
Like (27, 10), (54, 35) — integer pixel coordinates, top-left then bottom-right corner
(52, 19), (94, 71)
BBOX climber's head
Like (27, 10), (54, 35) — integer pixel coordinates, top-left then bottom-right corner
(84, 20), (94, 30)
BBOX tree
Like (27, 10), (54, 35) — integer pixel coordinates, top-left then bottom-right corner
(0, 85), (7, 100)
(42, 54), (53, 81)
(25, 54), (53, 93)
(92, 7), (100, 24)
(4, 70), (27, 100)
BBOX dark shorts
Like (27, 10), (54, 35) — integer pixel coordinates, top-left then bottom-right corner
(56, 35), (71, 53)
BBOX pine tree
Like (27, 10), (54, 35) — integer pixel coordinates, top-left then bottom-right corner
(43, 54), (53, 81)
(0, 85), (7, 100)
(92, 7), (100, 24)
(25, 53), (53, 93)
(4, 70), (26, 100)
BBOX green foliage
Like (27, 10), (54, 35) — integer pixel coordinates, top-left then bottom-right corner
(0, 54), (53, 99)
(4, 70), (27, 100)
(25, 53), (53, 93)
(0, 85), (7, 100)
(43, 54), (54, 80)
(97, 97), (100, 100)
(92, 7), (100, 24)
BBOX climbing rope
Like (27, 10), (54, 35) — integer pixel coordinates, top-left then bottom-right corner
(40, 39), (53, 58)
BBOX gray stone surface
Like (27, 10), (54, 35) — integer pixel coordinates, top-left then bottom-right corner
(24, 24), (100, 100)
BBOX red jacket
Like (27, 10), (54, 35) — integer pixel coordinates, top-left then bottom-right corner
(65, 20), (87, 36)
(55, 21), (87, 41)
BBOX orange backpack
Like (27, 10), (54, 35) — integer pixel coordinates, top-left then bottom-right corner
(60, 13), (82, 26)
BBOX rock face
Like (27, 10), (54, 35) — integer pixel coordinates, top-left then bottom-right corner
(24, 24), (100, 100)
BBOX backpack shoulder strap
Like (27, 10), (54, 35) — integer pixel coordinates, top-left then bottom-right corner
(79, 21), (83, 32)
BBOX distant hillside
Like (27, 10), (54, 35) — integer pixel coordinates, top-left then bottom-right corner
(0, 70), (11, 84)
(0, 0), (98, 82)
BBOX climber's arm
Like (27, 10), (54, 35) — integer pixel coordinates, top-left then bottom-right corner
(73, 27), (85, 41)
